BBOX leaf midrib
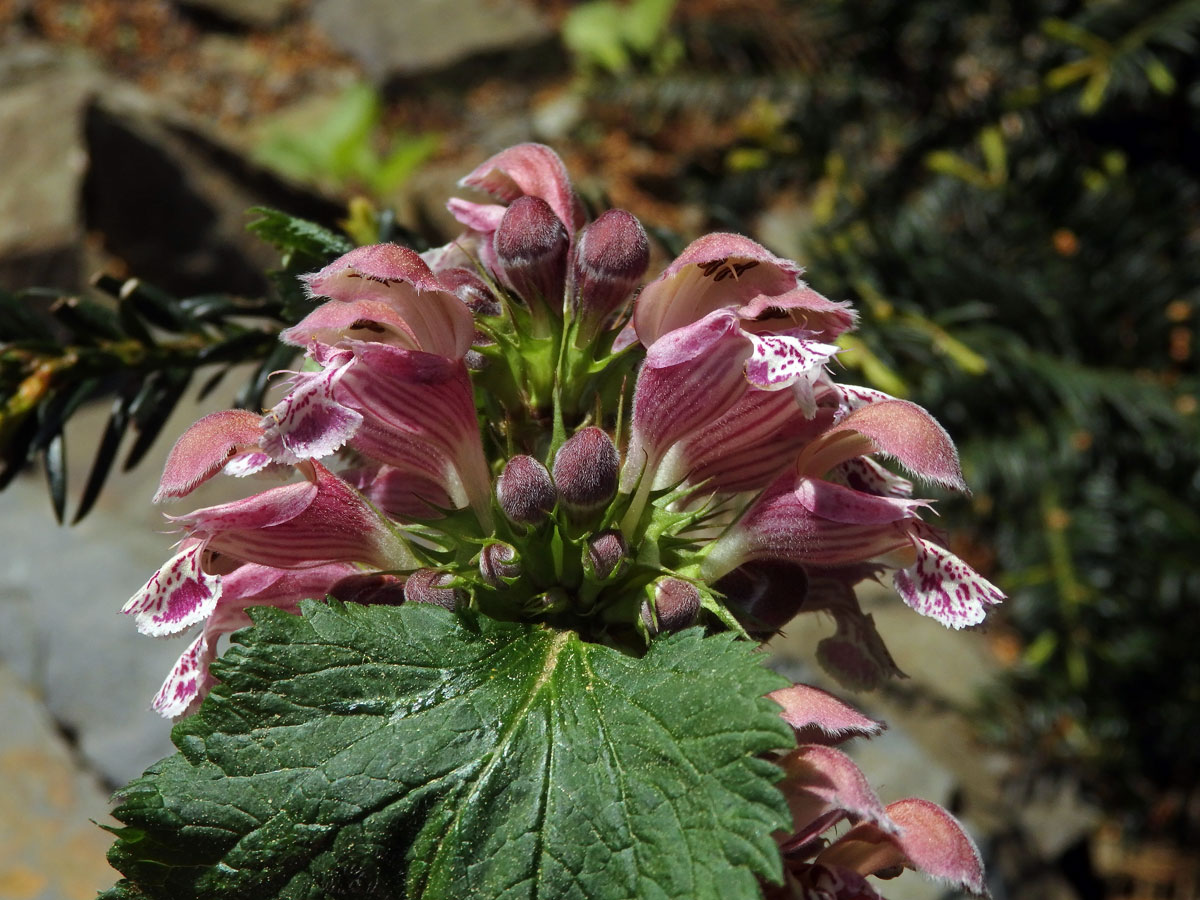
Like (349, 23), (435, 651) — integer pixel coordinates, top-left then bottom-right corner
(413, 627), (572, 900)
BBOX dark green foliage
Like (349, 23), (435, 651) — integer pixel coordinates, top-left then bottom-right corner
(102, 601), (793, 900)
(0, 209), (356, 523)
(621, 0), (1200, 838)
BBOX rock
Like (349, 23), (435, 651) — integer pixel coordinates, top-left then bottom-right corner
(311, 0), (551, 82)
(173, 0), (295, 30)
(0, 44), (345, 297)
(82, 81), (345, 298)
(0, 389), (255, 788)
(0, 664), (116, 899)
(0, 48), (94, 291)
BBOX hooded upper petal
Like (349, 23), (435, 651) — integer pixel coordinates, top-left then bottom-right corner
(298, 244), (475, 359)
(768, 684), (886, 746)
(174, 462), (414, 571)
(155, 410), (267, 502)
(634, 233), (854, 347)
(455, 142), (585, 234)
(816, 798), (989, 897)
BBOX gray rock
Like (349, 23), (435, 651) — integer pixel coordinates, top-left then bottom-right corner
(0, 390), (256, 787)
(0, 44), (344, 297)
(311, 0), (551, 82)
(0, 664), (117, 898)
(174, 0), (296, 29)
(0, 50), (94, 291)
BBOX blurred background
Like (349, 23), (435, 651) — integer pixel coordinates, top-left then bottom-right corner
(0, 1), (1197, 898)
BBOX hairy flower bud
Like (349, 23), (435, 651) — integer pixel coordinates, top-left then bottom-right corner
(552, 427), (619, 517)
(715, 560), (809, 638)
(584, 529), (627, 581)
(641, 577), (701, 636)
(571, 209), (649, 337)
(496, 455), (556, 525)
(403, 568), (464, 610)
(439, 267), (502, 317)
(480, 542), (521, 585)
(494, 195), (569, 309)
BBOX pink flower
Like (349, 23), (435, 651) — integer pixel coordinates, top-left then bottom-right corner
(764, 691), (989, 898)
(705, 397), (1002, 630)
(259, 245), (493, 524)
(633, 233), (854, 391)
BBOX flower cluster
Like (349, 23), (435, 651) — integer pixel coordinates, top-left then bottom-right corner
(122, 143), (1001, 896)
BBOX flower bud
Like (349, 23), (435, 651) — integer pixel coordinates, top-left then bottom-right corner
(571, 209), (649, 335)
(714, 560), (809, 638)
(439, 267), (502, 317)
(328, 573), (407, 605)
(526, 587), (569, 615)
(552, 427), (619, 517)
(641, 577), (701, 636)
(494, 195), (569, 308)
(404, 568), (465, 610)
(584, 529), (627, 581)
(480, 542), (521, 585)
(496, 455), (556, 525)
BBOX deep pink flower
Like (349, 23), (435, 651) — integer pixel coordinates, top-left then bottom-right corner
(705, 398), (1002, 629)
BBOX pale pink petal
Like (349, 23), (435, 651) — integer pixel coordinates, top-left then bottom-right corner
(221, 450), (280, 479)
(768, 684), (885, 745)
(745, 332), (841, 394)
(794, 477), (927, 527)
(777, 745), (897, 853)
(259, 354), (364, 465)
(181, 463), (413, 571)
(657, 393), (833, 494)
(622, 310), (753, 490)
(458, 142), (585, 232)
(826, 400), (966, 492)
(282, 299), (427, 351)
(817, 798), (989, 897)
(151, 633), (213, 719)
(835, 384), (898, 412)
(893, 536), (1004, 629)
(739, 286), (856, 341)
(333, 343), (492, 522)
(704, 474), (918, 579)
(633, 233), (802, 345)
(301, 244), (474, 359)
(154, 410), (265, 502)
(123, 544), (221, 637)
(446, 198), (508, 233)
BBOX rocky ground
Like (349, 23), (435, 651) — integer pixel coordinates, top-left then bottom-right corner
(0, 2), (1101, 898)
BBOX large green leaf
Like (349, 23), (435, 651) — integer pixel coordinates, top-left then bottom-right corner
(103, 601), (793, 900)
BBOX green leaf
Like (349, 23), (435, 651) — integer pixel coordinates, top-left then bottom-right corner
(103, 602), (793, 900)
(247, 208), (354, 264)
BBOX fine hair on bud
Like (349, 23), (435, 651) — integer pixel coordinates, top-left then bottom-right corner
(572, 209), (650, 327)
(480, 542), (521, 585)
(553, 427), (619, 515)
(715, 560), (809, 639)
(439, 267), (502, 317)
(496, 455), (556, 525)
(494, 195), (569, 304)
(404, 568), (464, 610)
(642, 577), (701, 636)
(585, 529), (627, 580)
